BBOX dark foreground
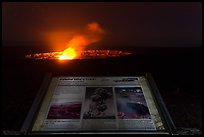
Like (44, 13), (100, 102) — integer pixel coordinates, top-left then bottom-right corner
(2, 46), (202, 134)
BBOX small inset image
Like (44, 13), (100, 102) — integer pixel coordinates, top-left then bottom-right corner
(115, 87), (151, 119)
(47, 102), (82, 119)
(83, 87), (115, 119)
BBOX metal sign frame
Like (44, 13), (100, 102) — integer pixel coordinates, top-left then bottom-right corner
(6, 73), (176, 135)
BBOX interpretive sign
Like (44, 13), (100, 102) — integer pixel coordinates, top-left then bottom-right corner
(21, 74), (176, 134)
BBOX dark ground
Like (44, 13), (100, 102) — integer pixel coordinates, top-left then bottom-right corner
(1, 45), (202, 134)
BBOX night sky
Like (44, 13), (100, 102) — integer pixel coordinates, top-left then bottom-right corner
(2, 2), (202, 48)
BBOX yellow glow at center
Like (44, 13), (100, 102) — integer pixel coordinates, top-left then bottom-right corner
(59, 47), (76, 60)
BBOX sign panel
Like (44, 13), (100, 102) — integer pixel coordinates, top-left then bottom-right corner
(30, 76), (169, 133)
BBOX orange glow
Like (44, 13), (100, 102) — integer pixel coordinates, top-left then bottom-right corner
(25, 50), (131, 60)
(59, 47), (77, 60)
(57, 22), (106, 60)
(25, 22), (132, 61)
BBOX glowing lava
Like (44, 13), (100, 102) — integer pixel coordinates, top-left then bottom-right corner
(59, 47), (77, 60)
(25, 22), (132, 60)
(25, 50), (131, 60)
(58, 22), (105, 60)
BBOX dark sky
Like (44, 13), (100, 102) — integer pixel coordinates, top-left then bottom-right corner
(2, 2), (202, 48)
